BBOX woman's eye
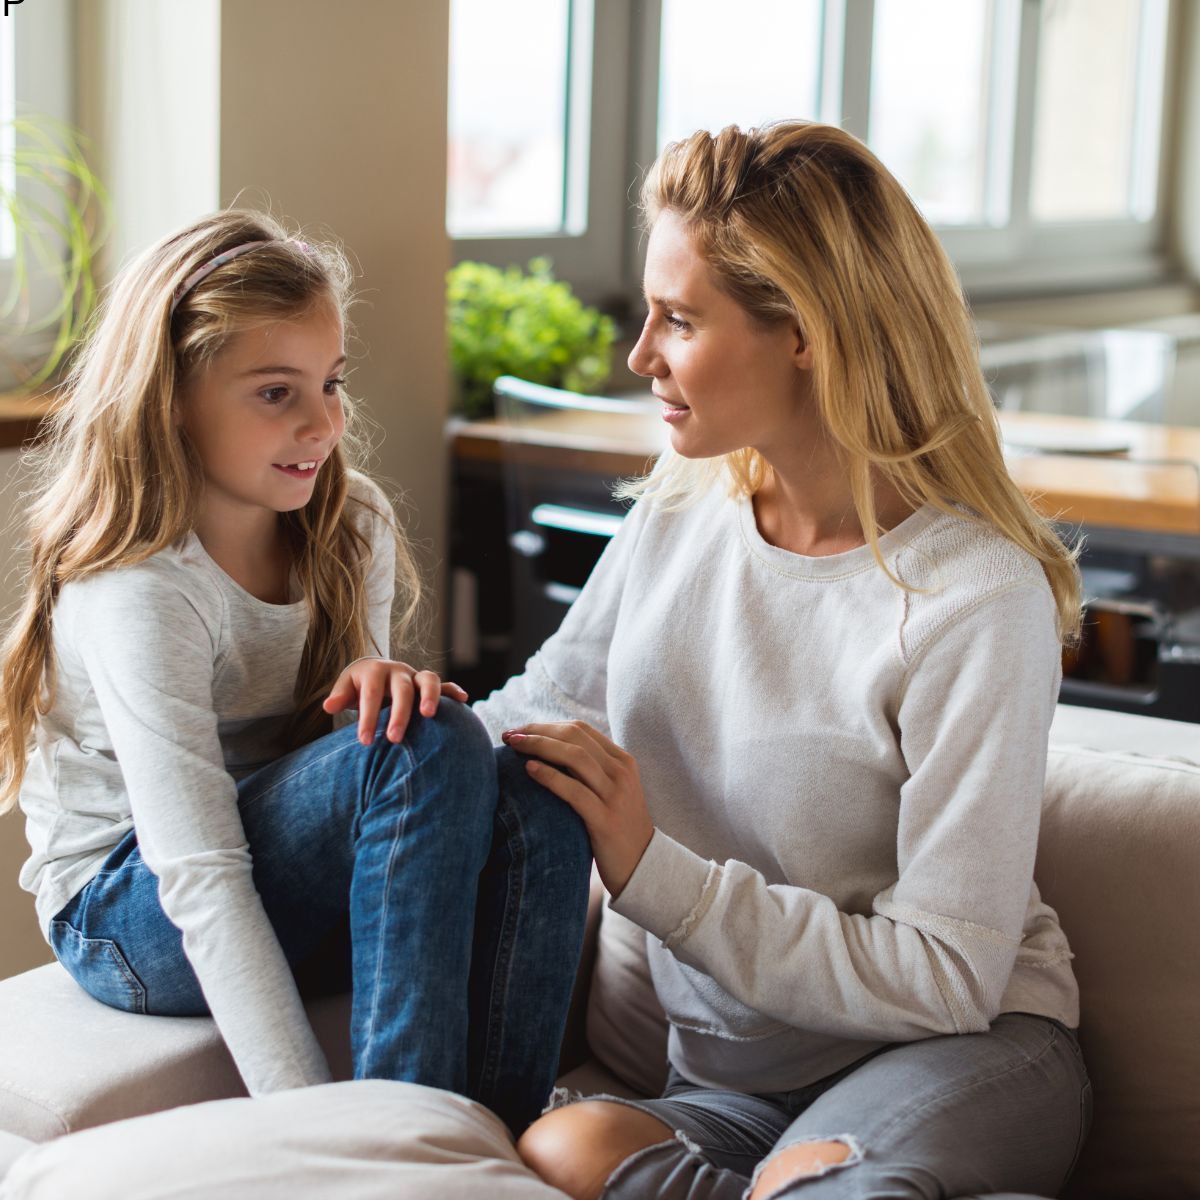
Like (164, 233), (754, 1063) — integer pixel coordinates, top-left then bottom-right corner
(324, 376), (347, 395)
(665, 313), (690, 332)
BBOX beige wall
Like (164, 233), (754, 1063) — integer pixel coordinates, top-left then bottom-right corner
(219, 2), (452, 641)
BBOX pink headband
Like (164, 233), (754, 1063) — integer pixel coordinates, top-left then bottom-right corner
(169, 238), (313, 318)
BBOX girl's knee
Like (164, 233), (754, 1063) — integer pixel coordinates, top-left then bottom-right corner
(403, 698), (494, 771)
(495, 743), (587, 839)
(517, 1101), (676, 1200)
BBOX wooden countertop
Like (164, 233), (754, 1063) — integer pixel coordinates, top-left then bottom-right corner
(450, 407), (1200, 537)
(0, 389), (58, 450)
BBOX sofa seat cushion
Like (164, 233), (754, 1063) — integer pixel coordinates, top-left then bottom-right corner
(0, 1134), (32, 1187)
(0, 963), (352, 1142)
(0, 1080), (563, 1200)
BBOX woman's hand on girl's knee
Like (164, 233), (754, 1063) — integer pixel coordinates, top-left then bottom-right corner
(499, 721), (654, 898)
(322, 658), (469, 745)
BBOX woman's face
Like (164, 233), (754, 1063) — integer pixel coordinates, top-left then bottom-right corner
(628, 210), (813, 462)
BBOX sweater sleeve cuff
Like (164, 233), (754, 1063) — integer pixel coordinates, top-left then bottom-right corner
(611, 828), (717, 947)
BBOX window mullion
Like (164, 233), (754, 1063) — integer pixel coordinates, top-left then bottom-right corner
(1006, 0), (1043, 257)
(817, 0), (846, 124)
(837, 0), (874, 141)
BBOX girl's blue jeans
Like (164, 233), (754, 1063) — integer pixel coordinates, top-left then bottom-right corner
(47, 700), (592, 1136)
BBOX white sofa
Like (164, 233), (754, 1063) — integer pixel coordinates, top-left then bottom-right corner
(1, 704), (1197, 1199)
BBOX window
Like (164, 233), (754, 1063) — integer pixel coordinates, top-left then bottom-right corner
(1, 0), (74, 381)
(447, 0), (632, 299)
(448, 0), (1178, 303)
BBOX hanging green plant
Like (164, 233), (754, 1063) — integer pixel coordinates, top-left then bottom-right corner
(0, 113), (110, 394)
(447, 257), (616, 419)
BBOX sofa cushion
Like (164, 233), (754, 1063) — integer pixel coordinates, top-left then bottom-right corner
(1037, 737), (1200, 1200)
(0, 1081), (562, 1200)
(585, 897), (669, 1098)
(0, 1134), (32, 1186)
(0, 964), (352, 1142)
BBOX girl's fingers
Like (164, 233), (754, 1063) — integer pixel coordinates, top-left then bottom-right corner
(385, 669), (416, 742)
(414, 670), (443, 719)
(440, 681), (470, 701)
(322, 672), (356, 714)
(356, 670), (388, 744)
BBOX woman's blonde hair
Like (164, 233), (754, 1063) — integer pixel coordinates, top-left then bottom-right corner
(0, 209), (422, 812)
(622, 121), (1081, 643)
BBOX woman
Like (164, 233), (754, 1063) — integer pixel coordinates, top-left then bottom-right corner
(472, 122), (1090, 1199)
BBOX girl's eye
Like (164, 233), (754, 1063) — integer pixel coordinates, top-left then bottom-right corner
(260, 386), (289, 405)
(324, 377), (347, 395)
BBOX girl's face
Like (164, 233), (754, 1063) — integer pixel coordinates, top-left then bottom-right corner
(628, 210), (813, 462)
(180, 304), (347, 528)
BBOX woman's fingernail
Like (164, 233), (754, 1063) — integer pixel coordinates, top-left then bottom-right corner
(526, 759), (541, 772)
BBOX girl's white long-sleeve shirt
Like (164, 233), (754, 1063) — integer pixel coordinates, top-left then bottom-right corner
(18, 471), (395, 1097)
(473, 483), (1079, 1093)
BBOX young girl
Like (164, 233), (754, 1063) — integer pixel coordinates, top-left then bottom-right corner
(0, 210), (591, 1136)
(474, 123), (1092, 1198)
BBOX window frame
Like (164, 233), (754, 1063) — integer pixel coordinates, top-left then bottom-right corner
(452, 0), (1181, 308)
(1, 0), (75, 378)
(448, 0), (636, 304)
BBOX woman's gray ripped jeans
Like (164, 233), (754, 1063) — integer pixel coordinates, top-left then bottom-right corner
(551, 1013), (1091, 1200)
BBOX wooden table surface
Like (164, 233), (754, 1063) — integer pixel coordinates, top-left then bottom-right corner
(450, 406), (1200, 537)
(0, 390), (58, 451)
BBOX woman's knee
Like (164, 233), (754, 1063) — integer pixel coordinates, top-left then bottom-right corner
(517, 1100), (675, 1200)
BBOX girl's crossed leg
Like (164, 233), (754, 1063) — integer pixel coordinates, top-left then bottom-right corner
(520, 1012), (1091, 1199)
(48, 700), (592, 1135)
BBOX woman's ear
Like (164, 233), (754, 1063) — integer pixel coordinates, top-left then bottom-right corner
(793, 324), (814, 371)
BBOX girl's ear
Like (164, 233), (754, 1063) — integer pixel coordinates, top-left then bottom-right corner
(793, 324), (814, 371)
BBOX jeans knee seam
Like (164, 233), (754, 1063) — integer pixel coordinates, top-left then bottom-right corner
(474, 796), (526, 1097)
(361, 739), (415, 1066)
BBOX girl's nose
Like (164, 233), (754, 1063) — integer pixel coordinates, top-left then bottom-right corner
(297, 392), (338, 441)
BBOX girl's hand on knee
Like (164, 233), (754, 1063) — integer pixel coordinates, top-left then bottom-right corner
(500, 721), (654, 898)
(323, 659), (469, 745)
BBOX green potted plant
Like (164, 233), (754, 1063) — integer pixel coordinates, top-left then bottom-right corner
(1, 114), (109, 395)
(446, 256), (616, 419)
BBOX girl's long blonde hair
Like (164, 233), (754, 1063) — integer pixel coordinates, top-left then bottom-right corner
(0, 209), (421, 812)
(622, 122), (1081, 643)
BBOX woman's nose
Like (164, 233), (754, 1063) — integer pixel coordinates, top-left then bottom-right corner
(627, 317), (661, 378)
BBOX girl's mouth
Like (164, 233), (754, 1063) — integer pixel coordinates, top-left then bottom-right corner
(273, 460), (321, 478)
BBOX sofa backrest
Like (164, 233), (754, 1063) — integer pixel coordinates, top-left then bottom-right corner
(1038, 736), (1200, 1199)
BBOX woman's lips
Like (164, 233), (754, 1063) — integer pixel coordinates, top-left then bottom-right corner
(660, 400), (690, 423)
